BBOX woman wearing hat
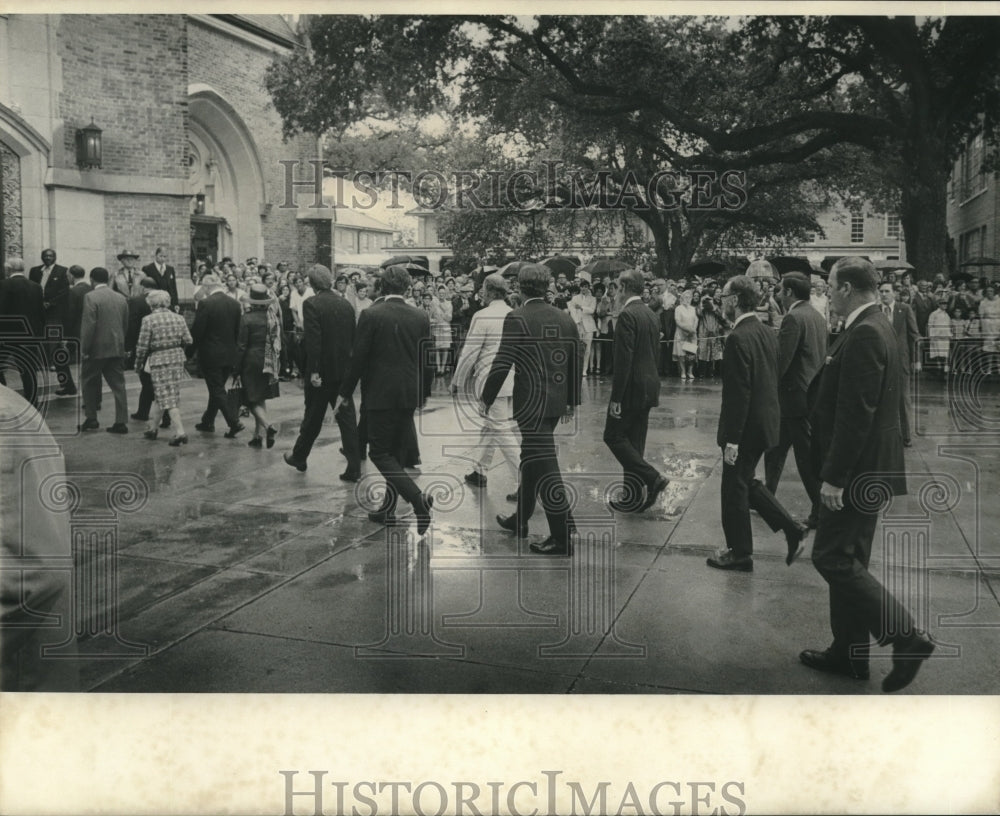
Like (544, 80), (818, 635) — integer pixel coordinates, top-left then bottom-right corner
(236, 284), (282, 448)
(134, 290), (193, 445)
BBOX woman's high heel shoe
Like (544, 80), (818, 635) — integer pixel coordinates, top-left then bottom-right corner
(143, 429), (158, 440)
(266, 425), (277, 449)
(168, 434), (188, 447)
(248, 436), (263, 449)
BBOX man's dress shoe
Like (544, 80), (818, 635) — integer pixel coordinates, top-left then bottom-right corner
(706, 549), (753, 572)
(414, 494), (434, 536)
(882, 632), (936, 693)
(785, 523), (809, 566)
(799, 648), (869, 680)
(529, 536), (571, 556)
(496, 513), (528, 538)
(283, 452), (307, 472)
(638, 475), (669, 512)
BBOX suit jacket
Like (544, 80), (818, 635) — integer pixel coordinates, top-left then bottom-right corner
(80, 285), (128, 359)
(888, 301), (919, 373)
(142, 262), (179, 309)
(190, 290), (242, 369)
(125, 292), (152, 353)
(302, 290), (355, 385)
(66, 281), (92, 340)
(0, 275), (45, 339)
(810, 303), (906, 496)
(28, 264), (70, 325)
(910, 292), (936, 336)
(482, 298), (582, 429)
(339, 296), (432, 411)
(717, 314), (780, 449)
(775, 300), (828, 417)
(611, 298), (661, 410)
(453, 299), (514, 400)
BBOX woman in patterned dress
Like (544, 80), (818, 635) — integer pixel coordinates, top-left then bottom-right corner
(134, 290), (192, 446)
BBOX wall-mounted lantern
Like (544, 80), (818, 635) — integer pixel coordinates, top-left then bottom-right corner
(75, 118), (102, 169)
(194, 193), (206, 215)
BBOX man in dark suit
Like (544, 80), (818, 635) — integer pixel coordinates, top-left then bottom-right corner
(28, 248), (75, 396)
(603, 268), (669, 513)
(335, 266), (434, 536)
(0, 258), (46, 406)
(79, 267), (130, 432)
(65, 265), (91, 347)
(802, 257), (935, 692)
(190, 274), (244, 437)
(285, 264), (360, 479)
(708, 275), (808, 572)
(482, 263), (582, 556)
(764, 273), (828, 529)
(142, 246), (180, 311)
(879, 282), (920, 446)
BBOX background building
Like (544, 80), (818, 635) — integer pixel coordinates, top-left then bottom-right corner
(947, 130), (999, 273)
(0, 14), (321, 299)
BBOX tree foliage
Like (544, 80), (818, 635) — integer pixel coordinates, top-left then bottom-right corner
(266, 14), (1000, 276)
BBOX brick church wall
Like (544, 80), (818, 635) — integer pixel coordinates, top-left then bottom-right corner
(187, 18), (319, 271)
(57, 15), (192, 277)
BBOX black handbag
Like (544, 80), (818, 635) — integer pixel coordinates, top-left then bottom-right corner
(184, 351), (203, 378)
(226, 377), (245, 416)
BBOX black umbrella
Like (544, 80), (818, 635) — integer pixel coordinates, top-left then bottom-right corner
(768, 256), (814, 276)
(581, 256), (629, 276)
(959, 256), (1000, 267)
(687, 258), (727, 276)
(380, 254), (429, 270)
(540, 256), (580, 278)
(950, 272), (974, 284)
(820, 254), (870, 272)
(873, 259), (914, 272)
(498, 260), (536, 278)
(383, 260), (430, 276)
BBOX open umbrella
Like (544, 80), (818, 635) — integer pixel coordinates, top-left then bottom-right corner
(873, 259), (915, 271)
(383, 261), (430, 276)
(820, 254), (870, 272)
(950, 272), (974, 284)
(581, 256), (629, 277)
(687, 257), (727, 276)
(768, 256), (814, 275)
(380, 254), (429, 270)
(540, 255), (580, 278)
(498, 260), (536, 278)
(959, 256), (1000, 267)
(746, 259), (778, 281)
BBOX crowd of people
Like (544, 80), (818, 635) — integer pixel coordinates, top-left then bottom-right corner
(0, 246), (948, 693)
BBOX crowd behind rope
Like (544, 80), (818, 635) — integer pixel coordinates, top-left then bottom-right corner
(2, 247), (1000, 431)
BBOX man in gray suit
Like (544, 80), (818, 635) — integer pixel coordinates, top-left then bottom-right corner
(79, 267), (130, 433)
(764, 272), (828, 528)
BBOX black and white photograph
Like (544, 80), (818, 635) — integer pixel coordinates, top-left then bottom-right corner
(1, 4), (998, 814)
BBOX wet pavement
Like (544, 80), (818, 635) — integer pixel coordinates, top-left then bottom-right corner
(28, 370), (1000, 693)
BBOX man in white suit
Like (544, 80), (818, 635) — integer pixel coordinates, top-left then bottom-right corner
(452, 273), (519, 500)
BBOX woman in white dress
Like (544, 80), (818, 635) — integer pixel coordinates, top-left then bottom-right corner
(569, 279), (599, 377)
(673, 289), (698, 380)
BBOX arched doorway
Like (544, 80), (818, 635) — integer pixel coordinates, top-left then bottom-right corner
(0, 103), (50, 267)
(187, 85), (266, 269)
